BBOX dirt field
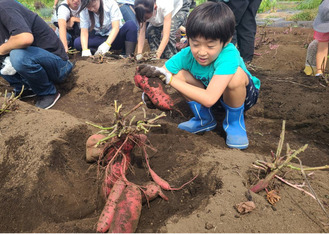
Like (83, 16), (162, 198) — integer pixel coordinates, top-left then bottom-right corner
(0, 26), (329, 233)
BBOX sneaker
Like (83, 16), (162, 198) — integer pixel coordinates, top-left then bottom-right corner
(35, 92), (61, 109)
(6, 88), (36, 99)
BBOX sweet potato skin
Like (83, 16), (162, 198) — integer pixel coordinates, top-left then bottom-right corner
(134, 73), (174, 111)
(108, 184), (142, 233)
(86, 134), (107, 162)
(97, 178), (127, 233)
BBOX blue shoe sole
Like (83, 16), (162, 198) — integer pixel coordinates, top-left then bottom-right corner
(226, 142), (249, 150)
(178, 122), (217, 134)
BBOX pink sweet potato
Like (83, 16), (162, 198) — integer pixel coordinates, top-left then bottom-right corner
(86, 134), (107, 162)
(134, 73), (174, 111)
(141, 181), (168, 203)
(97, 178), (127, 233)
(108, 183), (142, 233)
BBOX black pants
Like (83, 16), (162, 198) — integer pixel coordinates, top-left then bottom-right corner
(225, 0), (262, 62)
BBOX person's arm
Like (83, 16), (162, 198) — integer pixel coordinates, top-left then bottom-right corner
(156, 13), (172, 59)
(58, 19), (69, 52)
(53, 0), (59, 8)
(80, 27), (89, 51)
(166, 66), (233, 107)
(0, 33), (34, 55)
(105, 20), (120, 45)
(137, 23), (146, 55)
(67, 16), (80, 29)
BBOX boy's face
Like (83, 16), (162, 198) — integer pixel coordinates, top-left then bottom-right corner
(189, 36), (224, 66)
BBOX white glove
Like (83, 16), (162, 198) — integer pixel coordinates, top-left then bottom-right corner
(95, 42), (111, 56)
(1, 56), (17, 76)
(138, 64), (173, 84)
(136, 54), (143, 61)
(82, 49), (92, 57)
(155, 67), (172, 84)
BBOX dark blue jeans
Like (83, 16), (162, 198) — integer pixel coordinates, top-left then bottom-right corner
(119, 3), (139, 30)
(74, 20), (138, 51)
(1, 46), (73, 96)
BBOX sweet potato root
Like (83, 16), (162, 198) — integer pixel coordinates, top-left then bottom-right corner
(86, 134), (107, 162)
(141, 181), (168, 203)
(97, 178), (127, 233)
(108, 183), (142, 233)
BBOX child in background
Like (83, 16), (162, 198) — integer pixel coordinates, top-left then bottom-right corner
(312, 0), (329, 77)
(134, 0), (190, 60)
(136, 2), (260, 149)
(54, 0), (81, 52)
(74, 0), (137, 57)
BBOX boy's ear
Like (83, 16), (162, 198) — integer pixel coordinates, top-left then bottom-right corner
(224, 37), (233, 47)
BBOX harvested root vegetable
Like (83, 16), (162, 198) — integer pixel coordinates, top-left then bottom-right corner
(141, 181), (168, 204)
(97, 178), (127, 233)
(134, 73), (174, 111)
(86, 134), (107, 162)
(108, 183), (142, 233)
(143, 147), (198, 191)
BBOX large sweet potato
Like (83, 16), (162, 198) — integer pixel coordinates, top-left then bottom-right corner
(86, 134), (107, 162)
(134, 73), (174, 111)
(97, 178), (127, 233)
(108, 183), (142, 233)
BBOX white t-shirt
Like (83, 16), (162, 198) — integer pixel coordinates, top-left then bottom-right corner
(57, 0), (80, 21)
(116, 0), (135, 5)
(147, 0), (183, 27)
(80, 0), (123, 36)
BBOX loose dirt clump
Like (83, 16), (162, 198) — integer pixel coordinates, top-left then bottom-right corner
(0, 26), (328, 233)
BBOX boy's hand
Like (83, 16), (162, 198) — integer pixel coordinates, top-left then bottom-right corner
(137, 64), (172, 84)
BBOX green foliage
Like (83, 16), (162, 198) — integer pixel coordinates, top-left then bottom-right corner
(297, 0), (322, 10)
(195, 0), (207, 5)
(258, 0), (277, 13)
(39, 7), (53, 18)
(289, 8), (318, 21)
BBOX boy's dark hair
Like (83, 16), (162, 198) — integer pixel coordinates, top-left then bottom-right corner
(79, 0), (104, 31)
(134, 0), (154, 25)
(186, 1), (235, 45)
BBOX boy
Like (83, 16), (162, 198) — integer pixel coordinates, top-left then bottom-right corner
(136, 2), (260, 149)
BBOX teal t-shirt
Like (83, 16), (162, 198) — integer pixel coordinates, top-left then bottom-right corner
(165, 43), (261, 90)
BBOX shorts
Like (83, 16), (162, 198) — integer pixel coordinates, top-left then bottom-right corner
(313, 30), (329, 42)
(215, 73), (259, 111)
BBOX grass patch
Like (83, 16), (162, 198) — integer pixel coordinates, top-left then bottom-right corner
(288, 8), (318, 21)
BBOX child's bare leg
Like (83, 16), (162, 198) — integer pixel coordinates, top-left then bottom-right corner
(316, 41), (328, 75)
(222, 67), (249, 107)
(173, 69), (204, 101)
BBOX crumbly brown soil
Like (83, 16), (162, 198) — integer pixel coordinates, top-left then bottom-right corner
(0, 26), (329, 233)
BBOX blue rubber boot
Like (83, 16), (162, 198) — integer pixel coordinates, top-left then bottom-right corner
(220, 99), (249, 149)
(178, 101), (217, 134)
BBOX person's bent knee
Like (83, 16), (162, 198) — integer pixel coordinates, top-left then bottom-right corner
(9, 49), (30, 72)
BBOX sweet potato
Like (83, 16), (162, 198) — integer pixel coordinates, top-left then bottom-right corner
(134, 73), (174, 111)
(86, 134), (107, 162)
(144, 147), (198, 191)
(108, 183), (142, 233)
(97, 178), (127, 233)
(103, 152), (132, 198)
(141, 181), (168, 203)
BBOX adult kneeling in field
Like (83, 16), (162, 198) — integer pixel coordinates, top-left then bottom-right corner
(137, 2), (261, 149)
(74, 0), (138, 57)
(0, 0), (74, 109)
